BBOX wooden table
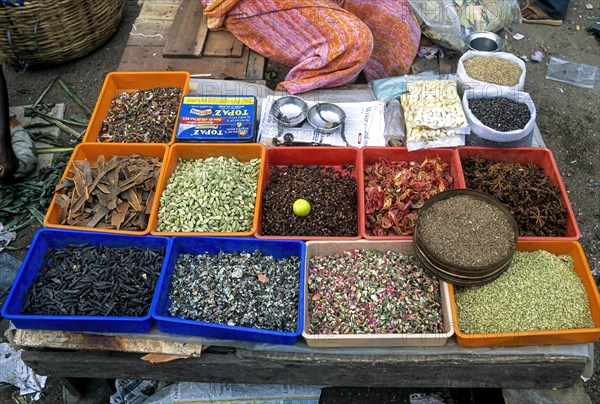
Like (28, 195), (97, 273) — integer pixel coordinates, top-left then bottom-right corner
(14, 328), (592, 389)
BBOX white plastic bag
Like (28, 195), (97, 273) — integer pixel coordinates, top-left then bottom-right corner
(462, 87), (536, 147)
(407, 0), (521, 51)
(457, 51), (526, 92)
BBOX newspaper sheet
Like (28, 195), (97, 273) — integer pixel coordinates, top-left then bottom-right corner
(141, 382), (322, 404)
(257, 96), (386, 148)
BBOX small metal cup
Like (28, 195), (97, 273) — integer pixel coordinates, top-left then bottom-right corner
(466, 31), (503, 52)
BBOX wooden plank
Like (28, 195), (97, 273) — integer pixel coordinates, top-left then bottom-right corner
(163, 0), (208, 58)
(21, 348), (586, 388)
(139, 2), (180, 21)
(246, 50), (267, 81)
(203, 30), (244, 58)
(118, 45), (251, 78)
(127, 20), (170, 47)
(14, 329), (204, 357)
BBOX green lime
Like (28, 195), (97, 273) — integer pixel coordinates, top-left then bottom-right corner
(293, 199), (311, 217)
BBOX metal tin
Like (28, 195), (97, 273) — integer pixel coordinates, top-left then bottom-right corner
(176, 95), (257, 142)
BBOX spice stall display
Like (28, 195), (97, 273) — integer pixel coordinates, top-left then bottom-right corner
(151, 236), (305, 344)
(3, 69), (597, 354)
(303, 241), (453, 347)
(361, 147), (462, 239)
(1, 229), (168, 333)
(149, 143), (265, 236)
(44, 143), (168, 235)
(256, 147), (360, 240)
(450, 241), (600, 347)
(82, 72), (190, 144)
(458, 147), (580, 240)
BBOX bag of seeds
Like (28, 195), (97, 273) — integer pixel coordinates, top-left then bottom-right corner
(462, 88), (537, 147)
(457, 51), (526, 92)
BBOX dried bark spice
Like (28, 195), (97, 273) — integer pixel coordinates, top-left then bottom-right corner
(455, 250), (594, 334)
(54, 154), (161, 231)
(22, 245), (164, 317)
(99, 87), (183, 143)
(261, 165), (357, 237)
(168, 250), (300, 332)
(462, 156), (567, 237)
(308, 249), (444, 335)
(364, 157), (453, 236)
(417, 194), (516, 267)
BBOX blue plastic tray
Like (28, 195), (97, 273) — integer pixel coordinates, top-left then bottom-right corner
(151, 236), (305, 345)
(1, 229), (170, 333)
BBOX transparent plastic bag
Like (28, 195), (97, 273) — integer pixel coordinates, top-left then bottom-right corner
(407, 0), (521, 51)
(369, 72), (454, 103)
(383, 99), (406, 146)
(546, 57), (600, 90)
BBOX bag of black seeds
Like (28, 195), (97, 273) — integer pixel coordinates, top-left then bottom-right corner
(462, 88), (536, 147)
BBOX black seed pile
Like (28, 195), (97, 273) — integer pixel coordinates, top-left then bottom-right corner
(469, 97), (531, 132)
(261, 165), (358, 237)
(22, 245), (164, 317)
(168, 250), (301, 332)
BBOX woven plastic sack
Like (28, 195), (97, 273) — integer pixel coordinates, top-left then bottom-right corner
(457, 51), (526, 92)
(407, 0), (520, 51)
(462, 87), (536, 147)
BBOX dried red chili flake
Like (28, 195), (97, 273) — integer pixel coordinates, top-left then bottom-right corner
(364, 157), (453, 236)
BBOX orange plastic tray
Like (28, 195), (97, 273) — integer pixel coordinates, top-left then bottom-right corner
(360, 147), (465, 240)
(450, 240), (600, 347)
(458, 147), (580, 241)
(44, 143), (168, 235)
(82, 71), (190, 144)
(255, 146), (362, 241)
(149, 143), (266, 237)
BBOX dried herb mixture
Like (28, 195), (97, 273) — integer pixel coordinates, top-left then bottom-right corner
(455, 250), (594, 334)
(308, 249), (444, 335)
